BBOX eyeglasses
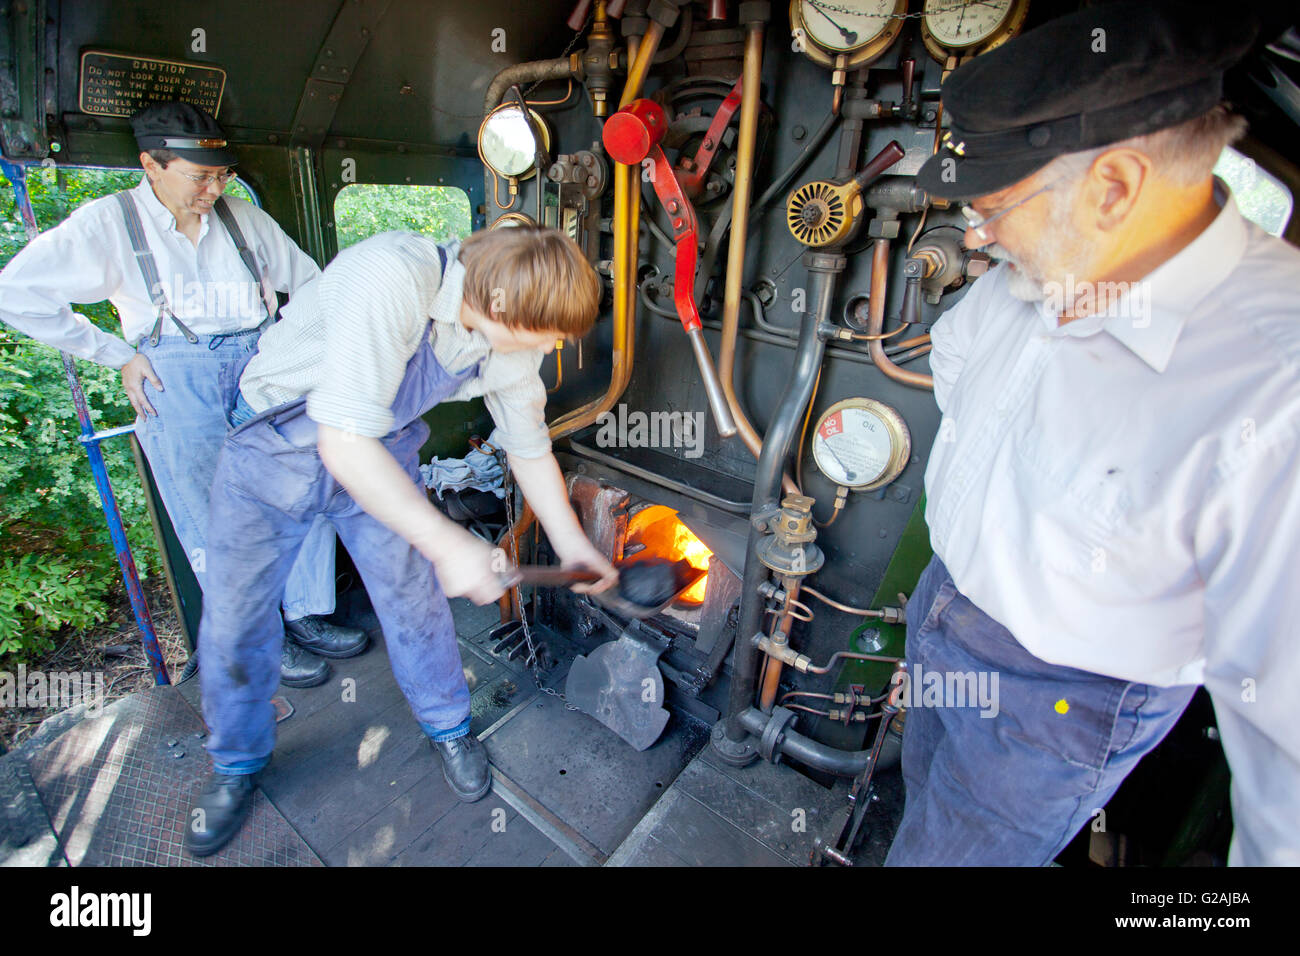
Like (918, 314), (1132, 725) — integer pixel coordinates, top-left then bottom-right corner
(176, 169), (236, 188)
(960, 181), (1055, 242)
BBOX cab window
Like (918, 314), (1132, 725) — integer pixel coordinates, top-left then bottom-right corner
(1214, 146), (1292, 237)
(333, 184), (472, 250)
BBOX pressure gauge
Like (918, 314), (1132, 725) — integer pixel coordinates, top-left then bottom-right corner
(789, 0), (907, 69)
(477, 103), (550, 181)
(921, 0), (1029, 62)
(811, 398), (910, 491)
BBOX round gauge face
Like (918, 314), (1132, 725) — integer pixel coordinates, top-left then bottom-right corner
(923, 0), (1015, 48)
(797, 0), (900, 54)
(812, 403), (898, 489)
(479, 105), (538, 178)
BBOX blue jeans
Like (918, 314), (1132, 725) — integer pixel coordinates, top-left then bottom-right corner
(884, 554), (1197, 866)
(133, 334), (336, 621)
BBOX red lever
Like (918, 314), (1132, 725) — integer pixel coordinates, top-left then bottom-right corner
(675, 76), (743, 201)
(601, 99), (738, 437)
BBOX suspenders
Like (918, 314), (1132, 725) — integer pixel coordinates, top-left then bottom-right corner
(116, 191), (278, 347)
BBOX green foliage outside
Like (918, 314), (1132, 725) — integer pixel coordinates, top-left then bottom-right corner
(334, 183), (471, 250)
(0, 165), (253, 663)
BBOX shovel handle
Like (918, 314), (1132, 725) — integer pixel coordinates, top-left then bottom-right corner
(499, 566), (604, 589)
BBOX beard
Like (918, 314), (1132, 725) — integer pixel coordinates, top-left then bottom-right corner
(987, 187), (1096, 310)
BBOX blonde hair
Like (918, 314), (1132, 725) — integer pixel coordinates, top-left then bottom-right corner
(458, 226), (601, 339)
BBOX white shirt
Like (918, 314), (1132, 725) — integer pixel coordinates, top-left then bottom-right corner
(239, 232), (553, 458)
(925, 182), (1300, 866)
(0, 176), (320, 368)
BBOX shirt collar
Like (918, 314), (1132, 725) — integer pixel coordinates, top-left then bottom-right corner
(431, 252), (493, 354)
(1087, 177), (1247, 372)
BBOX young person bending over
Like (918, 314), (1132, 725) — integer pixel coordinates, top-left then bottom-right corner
(185, 226), (617, 857)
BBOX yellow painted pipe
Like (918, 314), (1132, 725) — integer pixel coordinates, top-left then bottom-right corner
(549, 25), (664, 440)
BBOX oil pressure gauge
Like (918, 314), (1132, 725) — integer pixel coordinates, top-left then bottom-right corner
(812, 398), (911, 491)
(789, 0), (907, 69)
(921, 0), (1029, 62)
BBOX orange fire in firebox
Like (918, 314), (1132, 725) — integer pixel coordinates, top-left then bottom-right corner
(624, 506), (712, 605)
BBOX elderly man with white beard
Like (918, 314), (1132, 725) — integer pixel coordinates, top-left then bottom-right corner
(885, 1), (1300, 866)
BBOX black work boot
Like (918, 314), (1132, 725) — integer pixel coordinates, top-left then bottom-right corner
(284, 616), (370, 659)
(280, 639), (330, 688)
(184, 771), (260, 858)
(430, 734), (491, 802)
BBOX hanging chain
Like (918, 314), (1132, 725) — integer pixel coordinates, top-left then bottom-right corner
(802, 0), (1002, 20)
(500, 464), (582, 710)
(522, 8), (596, 99)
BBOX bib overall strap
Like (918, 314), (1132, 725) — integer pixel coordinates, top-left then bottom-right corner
(115, 191), (200, 346)
(213, 196), (279, 328)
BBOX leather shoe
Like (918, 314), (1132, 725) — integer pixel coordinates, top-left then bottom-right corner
(184, 771), (259, 857)
(430, 734), (491, 802)
(284, 616), (370, 659)
(280, 639), (330, 688)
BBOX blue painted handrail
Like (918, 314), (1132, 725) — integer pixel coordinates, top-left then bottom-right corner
(2, 159), (169, 686)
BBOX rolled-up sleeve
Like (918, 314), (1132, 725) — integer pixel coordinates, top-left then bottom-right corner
(481, 349), (552, 459)
(1195, 426), (1300, 866)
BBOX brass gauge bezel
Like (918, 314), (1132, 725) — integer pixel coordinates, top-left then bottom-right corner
(811, 397), (911, 492)
(920, 0), (1030, 64)
(788, 0), (908, 70)
(490, 212), (537, 229)
(477, 103), (552, 182)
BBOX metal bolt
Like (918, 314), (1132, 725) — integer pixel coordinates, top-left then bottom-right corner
(792, 125), (807, 141)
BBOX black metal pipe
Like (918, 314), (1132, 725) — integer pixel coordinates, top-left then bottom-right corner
(723, 252), (841, 740)
(738, 707), (901, 776)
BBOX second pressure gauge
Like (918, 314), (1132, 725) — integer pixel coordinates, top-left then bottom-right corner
(921, 0), (1030, 62)
(812, 398), (911, 491)
(790, 0), (907, 69)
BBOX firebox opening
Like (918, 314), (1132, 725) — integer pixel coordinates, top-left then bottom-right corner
(623, 505), (712, 607)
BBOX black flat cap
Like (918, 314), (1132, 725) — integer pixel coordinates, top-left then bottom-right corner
(915, 0), (1259, 201)
(130, 101), (237, 167)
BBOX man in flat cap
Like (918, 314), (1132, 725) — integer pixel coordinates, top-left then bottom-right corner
(891, 0), (1299, 866)
(0, 100), (367, 684)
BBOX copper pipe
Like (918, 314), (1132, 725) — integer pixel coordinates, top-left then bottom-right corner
(759, 577), (800, 711)
(801, 586), (884, 618)
(866, 239), (933, 390)
(514, 32), (664, 622)
(497, 499), (535, 622)
(716, 20), (799, 494)
(889, 333), (931, 350)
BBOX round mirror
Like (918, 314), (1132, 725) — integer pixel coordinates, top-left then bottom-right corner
(478, 104), (549, 180)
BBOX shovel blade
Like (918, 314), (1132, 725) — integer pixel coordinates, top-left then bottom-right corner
(565, 635), (670, 751)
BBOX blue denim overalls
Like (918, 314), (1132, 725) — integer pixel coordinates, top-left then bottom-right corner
(121, 190), (336, 620)
(883, 553), (1197, 865)
(198, 315), (484, 775)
